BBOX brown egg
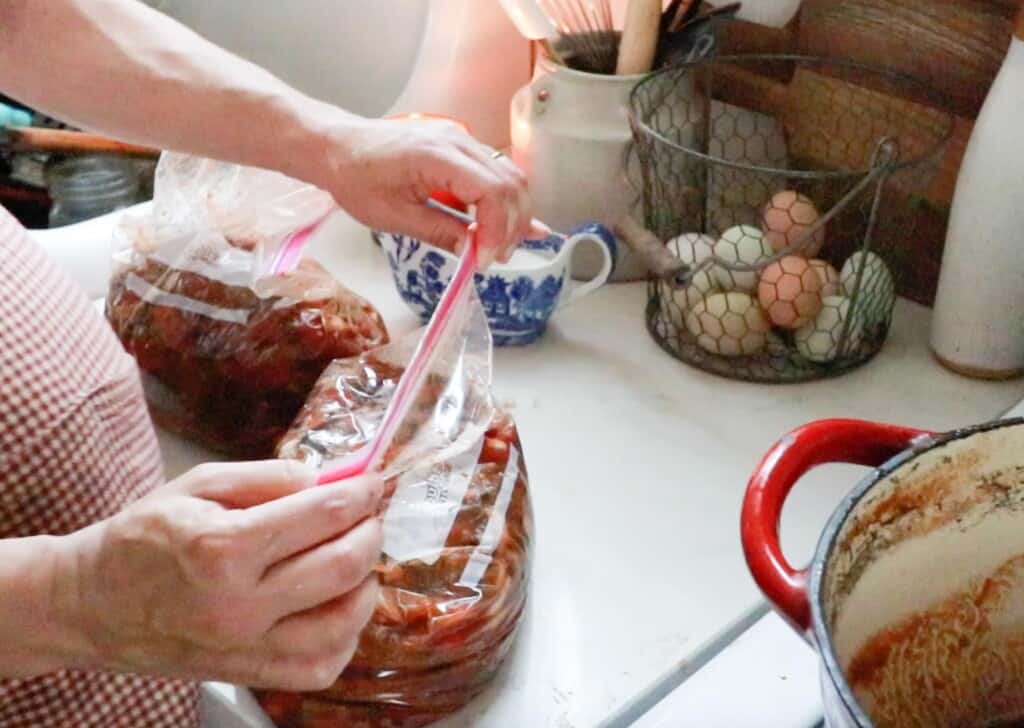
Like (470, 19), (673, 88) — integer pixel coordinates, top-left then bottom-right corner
(808, 259), (841, 298)
(761, 191), (824, 256)
(758, 256), (824, 329)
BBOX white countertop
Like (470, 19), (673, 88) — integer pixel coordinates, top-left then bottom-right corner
(632, 610), (822, 728)
(630, 378), (1024, 728)
(35, 209), (1024, 728)
(438, 278), (1024, 728)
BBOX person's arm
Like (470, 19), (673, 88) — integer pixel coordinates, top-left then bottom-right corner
(0, 462), (384, 689)
(0, 0), (537, 264)
(0, 535), (88, 677)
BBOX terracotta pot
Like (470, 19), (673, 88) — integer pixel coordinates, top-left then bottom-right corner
(742, 418), (1024, 727)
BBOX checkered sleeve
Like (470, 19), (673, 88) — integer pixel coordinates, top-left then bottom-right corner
(0, 208), (199, 727)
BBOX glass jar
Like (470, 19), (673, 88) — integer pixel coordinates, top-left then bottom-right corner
(46, 155), (141, 227)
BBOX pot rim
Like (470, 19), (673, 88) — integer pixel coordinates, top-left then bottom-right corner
(806, 416), (1024, 726)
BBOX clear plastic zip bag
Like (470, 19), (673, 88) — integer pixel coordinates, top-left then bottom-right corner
(105, 153), (389, 456)
(260, 286), (533, 728)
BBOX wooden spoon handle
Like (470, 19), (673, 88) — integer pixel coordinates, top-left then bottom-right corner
(668, 0), (698, 33)
(1, 127), (160, 159)
(617, 0), (663, 74)
(613, 214), (689, 281)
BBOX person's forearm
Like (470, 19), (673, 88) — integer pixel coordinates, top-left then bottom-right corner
(0, 0), (535, 260)
(0, 534), (91, 678)
(0, 0), (354, 186)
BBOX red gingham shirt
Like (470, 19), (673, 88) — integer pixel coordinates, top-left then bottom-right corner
(0, 208), (198, 727)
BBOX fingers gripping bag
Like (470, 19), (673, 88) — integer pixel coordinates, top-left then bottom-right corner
(105, 153), (389, 457)
(257, 279), (534, 727)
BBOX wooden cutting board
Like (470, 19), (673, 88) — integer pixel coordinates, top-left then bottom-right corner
(719, 0), (1017, 209)
(798, 0), (1013, 118)
(705, 62), (968, 209)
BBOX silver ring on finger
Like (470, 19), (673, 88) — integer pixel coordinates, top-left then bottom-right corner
(490, 149), (506, 160)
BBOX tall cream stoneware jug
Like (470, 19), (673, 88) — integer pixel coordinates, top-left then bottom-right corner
(931, 9), (1024, 379)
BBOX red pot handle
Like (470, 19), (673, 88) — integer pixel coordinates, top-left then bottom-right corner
(741, 418), (933, 636)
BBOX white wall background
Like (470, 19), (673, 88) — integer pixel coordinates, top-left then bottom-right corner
(143, 1), (530, 147)
(153, 1), (428, 117)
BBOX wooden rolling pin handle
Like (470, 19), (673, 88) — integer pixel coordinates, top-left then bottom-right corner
(613, 214), (691, 282)
(668, 0), (698, 33)
(1, 127), (160, 159)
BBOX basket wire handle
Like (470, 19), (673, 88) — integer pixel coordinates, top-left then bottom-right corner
(836, 136), (901, 357)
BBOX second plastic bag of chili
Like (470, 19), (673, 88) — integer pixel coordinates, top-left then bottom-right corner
(105, 153), (389, 457)
(256, 283), (534, 727)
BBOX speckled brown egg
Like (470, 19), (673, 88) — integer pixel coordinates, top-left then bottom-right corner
(757, 255), (823, 329)
(761, 191), (824, 256)
(808, 259), (841, 298)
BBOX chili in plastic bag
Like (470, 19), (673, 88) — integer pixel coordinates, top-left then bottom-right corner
(257, 287), (533, 727)
(105, 153), (389, 457)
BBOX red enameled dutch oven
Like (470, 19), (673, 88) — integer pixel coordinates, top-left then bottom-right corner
(742, 418), (1024, 728)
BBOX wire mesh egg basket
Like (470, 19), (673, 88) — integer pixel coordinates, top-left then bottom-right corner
(628, 55), (954, 383)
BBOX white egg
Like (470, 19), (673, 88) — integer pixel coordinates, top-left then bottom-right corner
(685, 292), (770, 357)
(713, 225), (773, 293)
(661, 233), (721, 328)
(664, 268), (720, 329)
(795, 295), (865, 363)
(668, 232), (716, 267)
(840, 251), (895, 329)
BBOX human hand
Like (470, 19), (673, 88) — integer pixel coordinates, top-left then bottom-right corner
(318, 116), (549, 267)
(53, 461), (383, 690)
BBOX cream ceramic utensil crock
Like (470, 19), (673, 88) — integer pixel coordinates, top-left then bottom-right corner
(511, 55), (698, 281)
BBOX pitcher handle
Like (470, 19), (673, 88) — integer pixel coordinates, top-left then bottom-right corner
(557, 224), (618, 309)
(740, 418), (931, 636)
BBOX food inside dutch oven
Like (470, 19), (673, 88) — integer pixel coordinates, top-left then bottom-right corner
(847, 551), (1024, 728)
(106, 251), (389, 457)
(255, 356), (533, 728)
